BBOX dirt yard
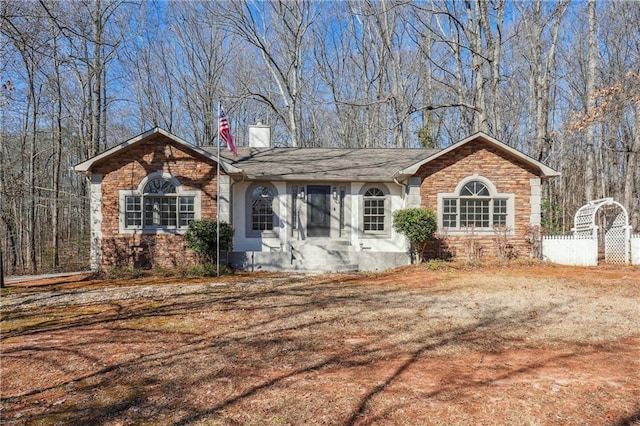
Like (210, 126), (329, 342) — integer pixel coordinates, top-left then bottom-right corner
(1, 263), (639, 425)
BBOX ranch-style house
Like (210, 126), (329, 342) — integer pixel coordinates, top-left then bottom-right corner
(73, 126), (559, 272)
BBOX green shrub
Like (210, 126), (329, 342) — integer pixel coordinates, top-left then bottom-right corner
(185, 220), (234, 264)
(392, 208), (437, 264)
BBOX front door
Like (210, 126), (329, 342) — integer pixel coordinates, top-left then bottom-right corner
(307, 185), (331, 237)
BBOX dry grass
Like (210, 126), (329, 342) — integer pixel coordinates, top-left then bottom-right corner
(1, 264), (639, 425)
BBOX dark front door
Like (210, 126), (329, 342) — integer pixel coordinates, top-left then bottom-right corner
(307, 185), (331, 237)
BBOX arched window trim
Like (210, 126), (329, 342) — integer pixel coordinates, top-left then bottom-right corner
(359, 183), (391, 238)
(438, 175), (514, 234)
(453, 175), (498, 196)
(137, 171), (182, 194)
(246, 182), (279, 238)
(119, 171), (200, 234)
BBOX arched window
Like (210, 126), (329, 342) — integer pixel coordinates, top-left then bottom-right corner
(358, 184), (391, 237)
(363, 187), (386, 232)
(441, 179), (509, 230)
(250, 184), (276, 232)
(123, 175), (197, 230)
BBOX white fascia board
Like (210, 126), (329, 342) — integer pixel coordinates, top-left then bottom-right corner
(394, 131), (561, 178)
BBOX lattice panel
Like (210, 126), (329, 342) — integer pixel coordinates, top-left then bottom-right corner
(604, 212), (629, 264)
(573, 204), (597, 237)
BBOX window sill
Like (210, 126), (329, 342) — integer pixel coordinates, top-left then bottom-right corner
(120, 227), (188, 235)
(246, 231), (279, 239)
(440, 228), (515, 236)
(360, 232), (391, 239)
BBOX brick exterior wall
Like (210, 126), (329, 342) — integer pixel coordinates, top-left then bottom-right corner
(416, 138), (541, 261)
(92, 134), (220, 269)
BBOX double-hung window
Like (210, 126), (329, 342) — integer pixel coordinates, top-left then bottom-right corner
(360, 184), (389, 237)
(363, 187), (386, 232)
(440, 180), (511, 231)
(246, 184), (278, 237)
(251, 185), (275, 231)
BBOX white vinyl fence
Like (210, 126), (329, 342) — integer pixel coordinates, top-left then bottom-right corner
(543, 233), (640, 266)
(541, 235), (598, 266)
(632, 234), (640, 265)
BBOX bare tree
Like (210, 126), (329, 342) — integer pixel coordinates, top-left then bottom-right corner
(171, 1), (231, 145)
(515, 0), (569, 162)
(584, 0), (597, 201)
(210, 0), (319, 147)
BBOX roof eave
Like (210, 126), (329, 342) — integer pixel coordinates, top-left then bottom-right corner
(241, 175), (399, 182)
(394, 131), (560, 179)
(71, 127), (244, 176)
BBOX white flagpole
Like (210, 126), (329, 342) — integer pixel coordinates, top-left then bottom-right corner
(216, 101), (221, 277)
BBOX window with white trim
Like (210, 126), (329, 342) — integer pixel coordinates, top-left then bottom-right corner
(246, 183), (278, 236)
(440, 179), (512, 231)
(120, 174), (199, 233)
(364, 187), (385, 232)
(360, 184), (390, 237)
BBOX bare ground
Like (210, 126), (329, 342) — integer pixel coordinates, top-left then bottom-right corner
(1, 263), (639, 425)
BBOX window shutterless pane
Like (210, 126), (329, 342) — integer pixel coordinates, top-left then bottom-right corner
(179, 196), (195, 227)
(493, 199), (507, 225)
(125, 196), (142, 227)
(252, 198), (273, 230)
(363, 198), (385, 231)
(143, 196), (177, 226)
(460, 199), (489, 228)
(160, 198), (177, 226)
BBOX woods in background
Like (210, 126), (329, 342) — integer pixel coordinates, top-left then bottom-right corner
(1, 0), (638, 274)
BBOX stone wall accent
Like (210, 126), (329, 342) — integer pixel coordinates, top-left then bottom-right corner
(92, 134), (221, 269)
(90, 174), (103, 270)
(416, 139), (540, 261)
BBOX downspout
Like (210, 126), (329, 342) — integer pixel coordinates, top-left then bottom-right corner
(393, 175), (409, 201)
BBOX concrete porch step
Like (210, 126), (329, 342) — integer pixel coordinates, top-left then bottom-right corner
(289, 239), (357, 272)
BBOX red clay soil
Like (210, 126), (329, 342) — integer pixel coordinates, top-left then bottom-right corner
(1, 263), (639, 425)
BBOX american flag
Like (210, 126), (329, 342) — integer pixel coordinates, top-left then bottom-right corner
(219, 106), (237, 156)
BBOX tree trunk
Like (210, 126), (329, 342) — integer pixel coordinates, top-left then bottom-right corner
(91, 0), (103, 155)
(585, 0), (597, 202)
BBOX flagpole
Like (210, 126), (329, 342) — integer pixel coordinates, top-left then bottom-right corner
(216, 101), (221, 277)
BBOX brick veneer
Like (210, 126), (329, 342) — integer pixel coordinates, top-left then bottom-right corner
(92, 134), (220, 268)
(416, 138), (540, 260)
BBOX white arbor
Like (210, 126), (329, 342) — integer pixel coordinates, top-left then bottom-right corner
(572, 198), (631, 264)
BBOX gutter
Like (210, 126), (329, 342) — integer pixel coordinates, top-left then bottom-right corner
(393, 175), (409, 198)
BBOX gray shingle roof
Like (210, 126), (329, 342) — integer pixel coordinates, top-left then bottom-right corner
(206, 147), (440, 181)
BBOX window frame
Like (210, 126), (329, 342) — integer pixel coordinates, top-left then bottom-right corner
(359, 183), (391, 238)
(437, 176), (514, 234)
(246, 183), (279, 238)
(118, 172), (201, 234)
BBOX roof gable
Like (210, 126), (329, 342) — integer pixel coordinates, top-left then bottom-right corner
(395, 132), (560, 178)
(72, 128), (243, 176)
